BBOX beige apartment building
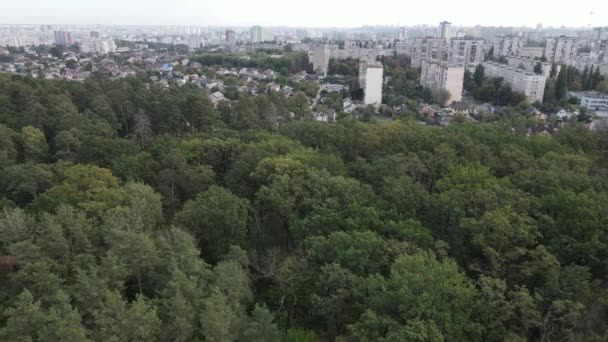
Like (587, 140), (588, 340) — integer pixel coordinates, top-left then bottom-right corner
(482, 62), (547, 103)
(420, 60), (464, 105)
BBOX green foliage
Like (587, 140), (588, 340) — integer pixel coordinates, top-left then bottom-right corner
(174, 186), (249, 263)
(0, 74), (607, 342)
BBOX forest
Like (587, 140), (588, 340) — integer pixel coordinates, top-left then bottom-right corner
(1, 72), (608, 341)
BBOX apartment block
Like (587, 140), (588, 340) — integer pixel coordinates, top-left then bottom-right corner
(482, 62), (547, 102)
(362, 62), (384, 106)
(420, 60), (464, 105)
(309, 43), (329, 75)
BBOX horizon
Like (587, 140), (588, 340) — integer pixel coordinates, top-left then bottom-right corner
(1, 0), (605, 28)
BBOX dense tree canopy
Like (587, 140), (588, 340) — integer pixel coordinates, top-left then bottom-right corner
(1, 72), (608, 341)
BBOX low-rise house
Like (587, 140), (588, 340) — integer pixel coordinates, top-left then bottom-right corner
(266, 82), (281, 92)
(528, 124), (556, 136)
(208, 91), (226, 107)
(449, 101), (472, 116)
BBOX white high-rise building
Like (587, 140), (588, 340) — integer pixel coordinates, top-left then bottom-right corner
(251, 26), (263, 43)
(251, 26), (273, 43)
(363, 62), (384, 106)
(399, 27), (407, 40)
(439, 21), (452, 39)
(226, 30), (236, 46)
(493, 36), (524, 58)
(420, 60), (464, 105)
(446, 38), (485, 67)
(483, 62), (547, 103)
(309, 43), (329, 75)
(80, 39), (116, 54)
(544, 37), (577, 64)
(54, 31), (73, 46)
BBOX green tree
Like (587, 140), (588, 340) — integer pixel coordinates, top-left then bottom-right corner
(240, 304), (282, 342)
(554, 65), (568, 100)
(20, 126), (49, 162)
(174, 186), (249, 263)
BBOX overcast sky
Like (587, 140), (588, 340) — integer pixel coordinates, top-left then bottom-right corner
(1, 0), (605, 28)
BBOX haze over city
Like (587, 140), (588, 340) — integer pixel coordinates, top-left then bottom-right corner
(1, 0), (605, 27)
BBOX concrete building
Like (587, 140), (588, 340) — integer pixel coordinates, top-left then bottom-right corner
(493, 36), (524, 58)
(569, 91), (608, 111)
(225, 30), (236, 46)
(250, 26), (263, 43)
(446, 38), (485, 67)
(309, 43), (329, 75)
(186, 35), (204, 50)
(439, 21), (452, 39)
(90, 31), (100, 39)
(402, 38), (447, 67)
(483, 61), (547, 103)
(79, 39), (116, 54)
(593, 27), (608, 41)
(544, 37), (577, 64)
(506, 56), (558, 77)
(420, 60), (464, 105)
(399, 27), (407, 40)
(362, 62), (384, 106)
(54, 31), (73, 46)
(519, 46), (545, 59)
(250, 26), (273, 43)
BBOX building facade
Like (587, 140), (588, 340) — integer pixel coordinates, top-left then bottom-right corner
(80, 39), (117, 54)
(506, 56), (558, 77)
(54, 31), (73, 46)
(420, 60), (464, 105)
(493, 36), (524, 58)
(439, 21), (452, 39)
(483, 62), (547, 102)
(518, 46), (545, 59)
(544, 37), (577, 64)
(309, 43), (329, 75)
(225, 30), (236, 46)
(363, 62), (384, 106)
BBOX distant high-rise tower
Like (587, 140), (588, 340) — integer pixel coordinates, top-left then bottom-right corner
(399, 27), (407, 40)
(225, 30), (236, 46)
(363, 62), (384, 106)
(54, 31), (73, 46)
(309, 43), (329, 75)
(439, 21), (452, 39)
(251, 26), (263, 43)
(90, 31), (100, 39)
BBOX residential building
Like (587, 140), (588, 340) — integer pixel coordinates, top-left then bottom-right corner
(420, 60), (464, 105)
(569, 91), (608, 111)
(506, 56), (558, 77)
(493, 36), (524, 58)
(401, 38), (447, 67)
(446, 38), (485, 67)
(79, 39), (117, 54)
(225, 30), (236, 46)
(544, 36), (577, 64)
(54, 31), (73, 46)
(519, 46), (545, 59)
(399, 27), (407, 40)
(593, 27), (608, 41)
(363, 62), (384, 106)
(482, 61), (547, 102)
(250, 26), (263, 43)
(309, 43), (329, 75)
(439, 21), (452, 39)
(90, 31), (100, 39)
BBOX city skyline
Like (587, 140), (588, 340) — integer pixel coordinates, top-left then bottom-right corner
(1, 0), (605, 28)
